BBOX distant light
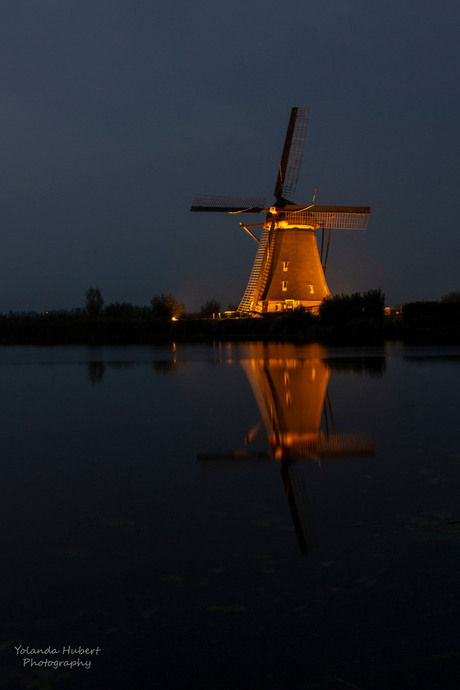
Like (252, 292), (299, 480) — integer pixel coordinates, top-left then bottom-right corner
(172, 317), (177, 321)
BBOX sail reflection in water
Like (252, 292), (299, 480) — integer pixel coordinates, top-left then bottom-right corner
(200, 343), (377, 553)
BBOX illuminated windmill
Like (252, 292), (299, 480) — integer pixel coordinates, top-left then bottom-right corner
(191, 107), (371, 314)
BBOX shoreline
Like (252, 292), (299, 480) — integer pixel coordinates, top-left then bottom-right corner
(1, 306), (459, 346)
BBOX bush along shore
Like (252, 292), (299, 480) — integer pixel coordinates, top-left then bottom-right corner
(1, 292), (459, 345)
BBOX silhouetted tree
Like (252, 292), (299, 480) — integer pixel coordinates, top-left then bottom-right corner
(362, 289), (385, 318)
(199, 299), (221, 317)
(319, 289), (385, 324)
(85, 287), (104, 316)
(150, 293), (185, 319)
(441, 291), (460, 303)
(105, 302), (137, 318)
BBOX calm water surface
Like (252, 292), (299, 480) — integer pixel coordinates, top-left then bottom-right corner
(1, 342), (459, 689)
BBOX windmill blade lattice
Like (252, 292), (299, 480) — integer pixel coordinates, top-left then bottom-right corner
(274, 107), (309, 201)
(284, 206), (371, 230)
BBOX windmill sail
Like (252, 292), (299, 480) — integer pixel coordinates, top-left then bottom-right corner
(274, 106), (309, 201)
(191, 194), (266, 213)
(238, 225), (271, 312)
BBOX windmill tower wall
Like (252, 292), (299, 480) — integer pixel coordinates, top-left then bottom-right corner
(253, 227), (331, 313)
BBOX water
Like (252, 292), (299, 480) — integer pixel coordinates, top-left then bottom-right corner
(1, 342), (459, 689)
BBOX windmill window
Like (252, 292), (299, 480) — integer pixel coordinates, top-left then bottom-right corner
(283, 261), (289, 272)
(282, 281), (288, 291)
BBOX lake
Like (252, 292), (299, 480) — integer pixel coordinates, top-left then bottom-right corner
(1, 342), (459, 689)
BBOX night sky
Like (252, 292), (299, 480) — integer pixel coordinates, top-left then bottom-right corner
(1, 0), (458, 314)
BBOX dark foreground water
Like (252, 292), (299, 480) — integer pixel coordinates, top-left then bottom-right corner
(1, 342), (459, 690)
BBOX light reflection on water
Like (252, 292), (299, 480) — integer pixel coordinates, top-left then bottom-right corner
(0, 342), (459, 689)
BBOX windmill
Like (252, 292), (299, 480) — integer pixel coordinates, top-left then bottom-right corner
(191, 107), (371, 314)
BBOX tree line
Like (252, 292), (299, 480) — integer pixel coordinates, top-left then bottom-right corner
(1, 288), (458, 345)
(85, 288), (233, 319)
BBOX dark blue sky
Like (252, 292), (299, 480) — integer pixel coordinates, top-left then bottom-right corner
(1, 0), (458, 313)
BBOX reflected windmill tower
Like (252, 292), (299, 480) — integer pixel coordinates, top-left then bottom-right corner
(241, 343), (374, 463)
(191, 107), (371, 314)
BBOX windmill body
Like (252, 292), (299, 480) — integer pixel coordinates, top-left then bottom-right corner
(243, 224), (331, 313)
(191, 107), (370, 314)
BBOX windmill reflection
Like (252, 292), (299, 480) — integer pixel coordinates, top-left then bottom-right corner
(245, 343), (377, 552)
(200, 343), (378, 553)
(242, 343), (376, 462)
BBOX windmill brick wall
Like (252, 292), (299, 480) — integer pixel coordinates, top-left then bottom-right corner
(255, 227), (331, 313)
